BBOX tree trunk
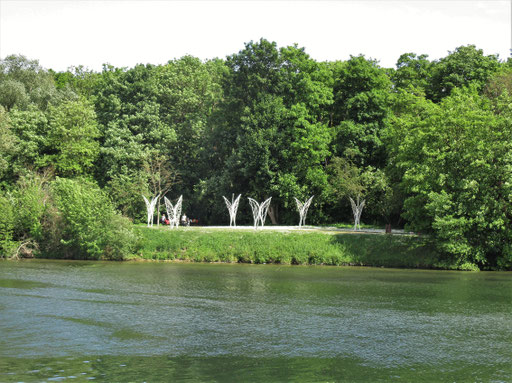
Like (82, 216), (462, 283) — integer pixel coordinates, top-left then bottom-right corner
(156, 201), (160, 226)
(268, 204), (278, 225)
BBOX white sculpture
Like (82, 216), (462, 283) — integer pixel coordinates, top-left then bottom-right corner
(349, 196), (365, 231)
(143, 194), (160, 227)
(248, 197), (272, 229)
(164, 195), (183, 229)
(294, 196), (314, 228)
(223, 194), (241, 227)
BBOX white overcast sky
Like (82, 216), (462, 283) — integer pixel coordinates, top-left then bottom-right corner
(0, 0), (510, 71)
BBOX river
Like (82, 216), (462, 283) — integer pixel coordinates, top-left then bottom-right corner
(0, 260), (510, 382)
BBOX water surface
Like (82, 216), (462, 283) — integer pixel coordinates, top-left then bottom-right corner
(1, 260), (510, 382)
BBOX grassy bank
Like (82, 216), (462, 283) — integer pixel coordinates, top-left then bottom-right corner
(133, 226), (467, 270)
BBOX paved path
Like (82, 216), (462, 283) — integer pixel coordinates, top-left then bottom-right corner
(183, 225), (412, 235)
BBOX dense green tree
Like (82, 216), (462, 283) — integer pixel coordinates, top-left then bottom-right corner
(106, 170), (149, 222)
(390, 86), (512, 268)
(93, 64), (175, 182)
(203, 40), (333, 224)
(0, 107), (18, 181)
(51, 65), (99, 98)
(484, 66), (512, 103)
(0, 55), (57, 110)
(7, 106), (49, 177)
(328, 157), (394, 226)
(428, 45), (501, 102)
(93, 58), (223, 219)
(330, 56), (392, 168)
(154, 56), (225, 200)
(42, 99), (100, 177)
(392, 53), (432, 96)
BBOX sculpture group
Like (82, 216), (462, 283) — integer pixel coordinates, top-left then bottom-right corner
(143, 192), (364, 231)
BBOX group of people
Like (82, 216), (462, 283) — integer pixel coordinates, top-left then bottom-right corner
(161, 213), (194, 226)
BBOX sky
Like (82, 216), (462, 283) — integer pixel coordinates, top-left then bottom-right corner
(0, 0), (510, 71)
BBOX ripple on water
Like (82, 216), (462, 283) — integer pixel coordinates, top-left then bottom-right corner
(0, 261), (511, 382)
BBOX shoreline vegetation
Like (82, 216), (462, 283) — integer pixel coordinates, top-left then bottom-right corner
(129, 226), (477, 271)
(1, 224), (489, 271)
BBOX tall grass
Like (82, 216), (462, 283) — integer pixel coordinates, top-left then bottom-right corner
(133, 226), (463, 269)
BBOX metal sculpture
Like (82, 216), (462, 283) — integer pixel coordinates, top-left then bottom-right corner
(294, 196), (314, 227)
(349, 196), (365, 231)
(223, 194), (241, 227)
(164, 195), (183, 229)
(247, 197), (272, 229)
(142, 194), (160, 227)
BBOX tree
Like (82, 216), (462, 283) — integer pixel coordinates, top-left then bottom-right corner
(0, 55), (57, 110)
(93, 64), (177, 183)
(154, 56), (225, 203)
(203, 40), (333, 224)
(43, 99), (100, 177)
(0, 107), (18, 181)
(391, 86), (512, 268)
(143, 154), (179, 226)
(106, 170), (149, 222)
(330, 55), (392, 168)
(51, 65), (99, 98)
(392, 52), (432, 96)
(7, 106), (49, 178)
(428, 45), (501, 102)
(328, 157), (393, 228)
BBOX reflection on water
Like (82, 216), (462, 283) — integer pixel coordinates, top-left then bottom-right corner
(0, 260), (511, 382)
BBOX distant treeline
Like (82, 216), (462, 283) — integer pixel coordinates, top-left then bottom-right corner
(0, 39), (511, 269)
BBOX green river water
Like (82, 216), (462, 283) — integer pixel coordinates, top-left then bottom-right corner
(0, 260), (510, 382)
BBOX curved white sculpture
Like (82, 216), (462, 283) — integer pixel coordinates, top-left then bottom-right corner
(248, 197), (272, 229)
(223, 194), (241, 227)
(164, 195), (183, 229)
(294, 196), (314, 228)
(143, 194), (160, 227)
(349, 196), (365, 231)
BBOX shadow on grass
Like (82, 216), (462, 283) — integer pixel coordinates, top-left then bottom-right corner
(329, 233), (443, 269)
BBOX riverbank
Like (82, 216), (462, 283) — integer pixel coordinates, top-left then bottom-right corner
(132, 226), (472, 270)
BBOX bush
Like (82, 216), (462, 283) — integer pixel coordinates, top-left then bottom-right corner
(51, 177), (137, 260)
(0, 193), (15, 257)
(11, 173), (49, 242)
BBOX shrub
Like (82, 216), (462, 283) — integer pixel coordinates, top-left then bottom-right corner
(50, 177), (136, 260)
(0, 193), (15, 257)
(11, 173), (49, 242)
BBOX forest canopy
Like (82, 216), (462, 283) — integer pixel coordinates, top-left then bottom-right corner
(1, 39), (511, 269)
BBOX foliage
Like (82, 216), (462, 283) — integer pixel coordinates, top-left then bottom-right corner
(0, 107), (18, 180)
(330, 56), (392, 169)
(43, 99), (100, 177)
(106, 170), (149, 222)
(428, 45), (501, 102)
(2, 41), (511, 268)
(0, 54), (57, 110)
(390, 87), (512, 268)
(0, 192), (15, 256)
(51, 178), (137, 260)
(328, 157), (395, 224)
(392, 52), (432, 96)
(11, 172), (51, 242)
(203, 39), (333, 224)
